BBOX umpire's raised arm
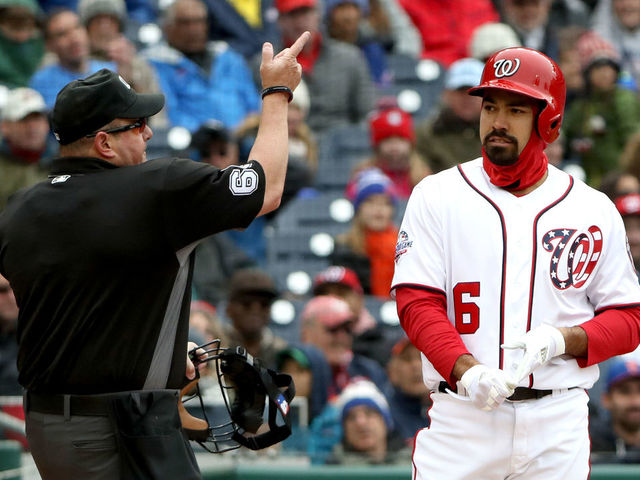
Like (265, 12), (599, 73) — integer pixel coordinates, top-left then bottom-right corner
(251, 31), (310, 217)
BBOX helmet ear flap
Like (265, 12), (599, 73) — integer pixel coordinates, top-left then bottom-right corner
(537, 109), (562, 143)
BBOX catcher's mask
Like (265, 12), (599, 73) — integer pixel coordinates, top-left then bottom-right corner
(179, 339), (295, 453)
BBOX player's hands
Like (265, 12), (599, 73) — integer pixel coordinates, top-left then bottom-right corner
(260, 31), (311, 92)
(501, 324), (566, 385)
(459, 364), (515, 411)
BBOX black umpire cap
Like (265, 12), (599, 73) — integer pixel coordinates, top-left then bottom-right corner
(51, 69), (165, 145)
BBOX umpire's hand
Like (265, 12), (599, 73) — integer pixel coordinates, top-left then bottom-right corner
(260, 31), (311, 92)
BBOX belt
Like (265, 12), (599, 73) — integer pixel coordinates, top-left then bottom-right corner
(438, 381), (554, 402)
(25, 391), (111, 417)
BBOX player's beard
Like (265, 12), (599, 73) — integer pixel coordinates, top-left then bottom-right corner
(483, 130), (519, 166)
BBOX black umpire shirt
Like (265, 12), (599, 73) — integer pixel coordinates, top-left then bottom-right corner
(0, 156), (265, 394)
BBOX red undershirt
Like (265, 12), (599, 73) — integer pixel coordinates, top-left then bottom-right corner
(394, 286), (640, 386)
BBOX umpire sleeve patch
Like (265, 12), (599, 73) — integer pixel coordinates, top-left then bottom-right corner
(228, 165), (259, 195)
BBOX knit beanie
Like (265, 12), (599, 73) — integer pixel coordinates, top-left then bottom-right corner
(575, 31), (621, 73)
(369, 107), (414, 147)
(336, 377), (393, 429)
(352, 167), (397, 211)
(77, 0), (126, 27)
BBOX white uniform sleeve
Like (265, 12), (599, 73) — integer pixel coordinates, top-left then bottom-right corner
(392, 176), (446, 292)
(586, 199), (640, 310)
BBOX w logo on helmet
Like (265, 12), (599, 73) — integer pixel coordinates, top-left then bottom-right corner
(493, 58), (521, 78)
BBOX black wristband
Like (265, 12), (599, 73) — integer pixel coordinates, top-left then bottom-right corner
(261, 86), (293, 103)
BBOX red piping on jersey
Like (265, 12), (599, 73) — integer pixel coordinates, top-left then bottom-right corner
(525, 176), (574, 387)
(457, 164), (508, 369)
(594, 302), (640, 314)
(391, 283), (447, 297)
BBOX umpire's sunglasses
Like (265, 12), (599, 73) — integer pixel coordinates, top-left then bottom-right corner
(85, 118), (147, 138)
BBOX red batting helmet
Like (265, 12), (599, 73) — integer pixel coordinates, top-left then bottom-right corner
(468, 47), (566, 144)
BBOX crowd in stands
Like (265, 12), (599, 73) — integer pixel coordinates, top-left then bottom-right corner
(3, 0), (640, 467)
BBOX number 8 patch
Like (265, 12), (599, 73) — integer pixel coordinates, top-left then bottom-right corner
(229, 166), (259, 195)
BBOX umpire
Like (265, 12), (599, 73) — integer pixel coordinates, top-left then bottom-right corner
(0, 32), (310, 479)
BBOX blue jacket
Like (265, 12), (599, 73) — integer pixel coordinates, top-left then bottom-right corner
(29, 60), (115, 109)
(142, 41), (260, 131)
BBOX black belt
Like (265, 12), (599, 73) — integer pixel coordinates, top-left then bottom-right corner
(25, 391), (111, 416)
(438, 381), (553, 401)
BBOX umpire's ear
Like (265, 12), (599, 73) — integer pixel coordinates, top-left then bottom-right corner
(93, 131), (117, 160)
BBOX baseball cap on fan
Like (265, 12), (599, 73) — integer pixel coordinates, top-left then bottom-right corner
(313, 266), (364, 295)
(301, 295), (355, 329)
(2, 88), (47, 122)
(51, 69), (165, 145)
(605, 359), (640, 392)
(275, 0), (316, 14)
(615, 193), (640, 216)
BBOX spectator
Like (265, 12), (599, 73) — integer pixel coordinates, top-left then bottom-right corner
(364, 0), (421, 59)
(324, 0), (390, 86)
(29, 8), (115, 108)
(598, 169), (640, 200)
(143, 0), (261, 131)
(0, 274), (19, 395)
(621, 130), (640, 182)
(189, 300), (227, 346)
(398, 0), (499, 67)
(415, 57), (484, 174)
(334, 168), (398, 298)
(564, 31), (640, 186)
(592, 0), (640, 89)
(300, 295), (389, 397)
(276, 344), (332, 424)
(590, 359), (640, 463)
(352, 106), (417, 198)
(469, 22), (521, 62)
(383, 336), (430, 444)
(0, 0), (44, 88)
(0, 88), (54, 210)
(76, 0), (166, 127)
(614, 193), (640, 273)
(272, 0), (375, 132)
(499, 0), (560, 60)
(207, 0), (280, 59)
(312, 265), (376, 335)
(327, 377), (410, 465)
(223, 268), (287, 369)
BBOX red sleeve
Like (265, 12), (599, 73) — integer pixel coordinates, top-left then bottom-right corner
(576, 305), (640, 367)
(395, 285), (471, 385)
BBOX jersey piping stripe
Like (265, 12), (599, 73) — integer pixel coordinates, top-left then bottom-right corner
(595, 302), (640, 315)
(526, 176), (574, 387)
(392, 283), (447, 297)
(456, 165), (508, 369)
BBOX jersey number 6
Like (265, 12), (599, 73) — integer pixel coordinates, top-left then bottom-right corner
(453, 282), (480, 334)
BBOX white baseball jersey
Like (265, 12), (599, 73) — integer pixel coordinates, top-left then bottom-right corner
(392, 159), (640, 391)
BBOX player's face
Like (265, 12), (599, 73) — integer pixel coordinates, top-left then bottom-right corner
(343, 405), (387, 454)
(480, 90), (535, 166)
(603, 378), (640, 431)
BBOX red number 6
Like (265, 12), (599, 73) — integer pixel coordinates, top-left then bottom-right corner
(453, 282), (480, 334)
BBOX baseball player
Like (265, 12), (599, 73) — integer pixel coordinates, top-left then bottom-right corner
(392, 47), (640, 480)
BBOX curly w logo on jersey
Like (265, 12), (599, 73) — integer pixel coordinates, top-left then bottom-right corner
(542, 226), (603, 289)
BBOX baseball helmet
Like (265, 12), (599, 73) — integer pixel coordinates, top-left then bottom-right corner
(179, 340), (295, 453)
(468, 47), (566, 144)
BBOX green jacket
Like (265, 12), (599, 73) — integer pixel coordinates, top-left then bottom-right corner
(0, 152), (48, 211)
(564, 87), (640, 187)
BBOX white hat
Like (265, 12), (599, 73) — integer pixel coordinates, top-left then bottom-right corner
(291, 79), (310, 114)
(470, 22), (521, 61)
(2, 88), (47, 122)
(445, 57), (485, 90)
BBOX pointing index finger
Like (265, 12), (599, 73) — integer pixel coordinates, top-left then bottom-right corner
(288, 31), (311, 57)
